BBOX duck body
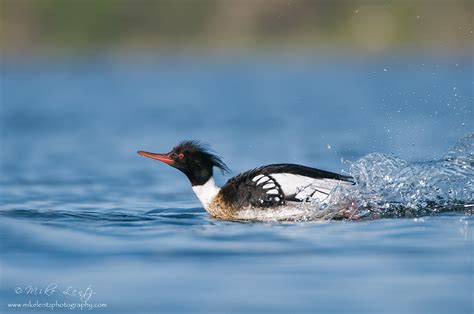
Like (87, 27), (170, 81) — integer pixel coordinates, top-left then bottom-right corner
(138, 141), (354, 221)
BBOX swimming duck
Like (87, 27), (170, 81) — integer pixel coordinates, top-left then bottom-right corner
(138, 141), (354, 220)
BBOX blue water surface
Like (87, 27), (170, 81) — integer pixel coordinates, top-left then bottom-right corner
(1, 56), (473, 313)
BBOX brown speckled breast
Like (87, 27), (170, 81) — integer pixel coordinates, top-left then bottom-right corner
(207, 192), (238, 220)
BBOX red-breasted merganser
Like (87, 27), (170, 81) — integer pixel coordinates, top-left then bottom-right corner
(138, 141), (354, 221)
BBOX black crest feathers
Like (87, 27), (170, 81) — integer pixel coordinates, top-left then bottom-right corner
(173, 140), (230, 174)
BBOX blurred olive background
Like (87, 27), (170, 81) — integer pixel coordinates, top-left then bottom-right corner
(1, 0), (472, 58)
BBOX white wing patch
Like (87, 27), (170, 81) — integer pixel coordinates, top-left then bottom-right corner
(270, 173), (350, 203)
(252, 174), (265, 182)
(266, 189), (279, 195)
(263, 183), (275, 189)
(250, 172), (349, 205)
(251, 174), (284, 204)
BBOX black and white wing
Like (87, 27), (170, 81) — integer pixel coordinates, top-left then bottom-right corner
(219, 170), (286, 208)
(219, 163), (354, 208)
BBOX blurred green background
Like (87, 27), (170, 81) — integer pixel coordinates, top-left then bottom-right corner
(1, 0), (472, 58)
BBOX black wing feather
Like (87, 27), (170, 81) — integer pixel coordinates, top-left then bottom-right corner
(219, 164), (353, 208)
(219, 172), (285, 208)
(253, 164), (354, 182)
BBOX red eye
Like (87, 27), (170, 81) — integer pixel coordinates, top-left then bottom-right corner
(178, 153), (184, 159)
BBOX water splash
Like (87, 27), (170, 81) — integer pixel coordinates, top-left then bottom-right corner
(239, 134), (474, 221)
(342, 133), (474, 219)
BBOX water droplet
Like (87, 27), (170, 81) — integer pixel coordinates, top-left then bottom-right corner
(327, 144), (332, 150)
